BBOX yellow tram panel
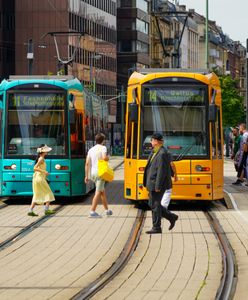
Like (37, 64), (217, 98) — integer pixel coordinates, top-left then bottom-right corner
(172, 160), (190, 174)
(171, 185), (212, 200)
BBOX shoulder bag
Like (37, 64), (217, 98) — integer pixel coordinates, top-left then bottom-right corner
(98, 159), (114, 182)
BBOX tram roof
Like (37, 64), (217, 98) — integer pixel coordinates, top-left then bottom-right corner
(136, 68), (210, 75)
(129, 68), (220, 87)
(0, 75), (82, 91)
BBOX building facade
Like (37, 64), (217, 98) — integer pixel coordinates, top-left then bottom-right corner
(14, 0), (117, 102)
(0, 0), (15, 80)
(117, 0), (150, 89)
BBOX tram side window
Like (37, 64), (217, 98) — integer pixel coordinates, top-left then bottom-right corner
(125, 118), (132, 158)
(216, 109), (222, 158)
(211, 122), (217, 159)
(132, 122), (138, 158)
(70, 111), (85, 157)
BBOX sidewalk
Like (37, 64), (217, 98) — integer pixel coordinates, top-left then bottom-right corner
(109, 155), (124, 171)
(0, 157), (134, 300)
(213, 158), (248, 300)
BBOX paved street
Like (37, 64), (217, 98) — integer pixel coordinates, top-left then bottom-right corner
(0, 158), (248, 299)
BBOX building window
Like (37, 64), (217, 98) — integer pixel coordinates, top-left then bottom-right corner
(136, 19), (149, 34)
(136, 0), (148, 12)
(136, 41), (149, 53)
(119, 41), (132, 52)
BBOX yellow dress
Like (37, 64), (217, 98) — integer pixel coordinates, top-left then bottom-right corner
(32, 161), (55, 204)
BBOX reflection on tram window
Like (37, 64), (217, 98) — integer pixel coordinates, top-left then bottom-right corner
(6, 92), (66, 156)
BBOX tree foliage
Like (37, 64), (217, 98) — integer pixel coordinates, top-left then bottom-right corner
(219, 75), (245, 127)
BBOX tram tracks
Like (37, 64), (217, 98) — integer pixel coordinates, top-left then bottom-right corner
(0, 199), (8, 209)
(72, 208), (146, 300)
(204, 207), (237, 300)
(0, 204), (64, 251)
(71, 204), (237, 300)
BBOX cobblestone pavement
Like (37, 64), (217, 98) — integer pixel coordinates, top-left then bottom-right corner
(1, 158), (248, 299)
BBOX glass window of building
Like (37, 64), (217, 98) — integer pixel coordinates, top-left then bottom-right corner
(136, 41), (149, 53)
(136, 0), (148, 12)
(136, 19), (149, 34)
(119, 41), (132, 52)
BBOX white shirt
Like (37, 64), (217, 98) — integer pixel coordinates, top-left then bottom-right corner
(87, 144), (107, 177)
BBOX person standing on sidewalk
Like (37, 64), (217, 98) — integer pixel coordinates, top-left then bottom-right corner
(28, 144), (55, 216)
(231, 127), (241, 172)
(85, 133), (113, 218)
(143, 133), (178, 234)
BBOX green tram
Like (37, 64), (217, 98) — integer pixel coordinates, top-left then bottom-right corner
(0, 75), (109, 197)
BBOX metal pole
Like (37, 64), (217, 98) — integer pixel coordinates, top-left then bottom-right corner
(246, 39), (248, 126)
(205, 0), (209, 69)
(27, 39), (34, 75)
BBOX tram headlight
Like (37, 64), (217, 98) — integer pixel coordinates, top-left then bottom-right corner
(11, 164), (17, 170)
(55, 164), (61, 170)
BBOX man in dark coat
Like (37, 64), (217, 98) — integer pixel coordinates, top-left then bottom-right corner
(143, 133), (178, 234)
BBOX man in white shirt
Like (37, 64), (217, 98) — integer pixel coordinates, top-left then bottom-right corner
(85, 133), (113, 217)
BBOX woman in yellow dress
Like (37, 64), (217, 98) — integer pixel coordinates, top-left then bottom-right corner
(28, 144), (55, 216)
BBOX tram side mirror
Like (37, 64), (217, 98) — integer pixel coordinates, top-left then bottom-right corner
(132, 88), (138, 102)
(209, 104), (217, 122)
(129, 103), (138, 122)
(69, 94), (75, 108)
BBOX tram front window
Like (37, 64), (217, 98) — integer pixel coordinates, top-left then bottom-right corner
(5, 92), (67, 156)
(142, 86), (208, 159)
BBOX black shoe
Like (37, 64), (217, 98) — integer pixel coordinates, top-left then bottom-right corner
(169, 214), (178, 231)
(146, 228), (162, 234)
(232, 179), (242, 185)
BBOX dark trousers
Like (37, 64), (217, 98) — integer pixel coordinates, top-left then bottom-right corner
(148, 190), (177, 229)
(148, 191), (163, 229)
(161, 206), (177, 222)
(237, 152), (247, 178)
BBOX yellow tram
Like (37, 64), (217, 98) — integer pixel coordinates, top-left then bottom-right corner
(124, 69), (223, 201)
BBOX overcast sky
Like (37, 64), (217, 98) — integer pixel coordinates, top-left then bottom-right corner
(180, 0), (247, 46)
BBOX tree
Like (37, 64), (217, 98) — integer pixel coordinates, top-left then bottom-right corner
(219, 75), (245, 127)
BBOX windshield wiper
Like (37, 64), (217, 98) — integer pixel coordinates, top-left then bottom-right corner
(174, 142), (196, 161)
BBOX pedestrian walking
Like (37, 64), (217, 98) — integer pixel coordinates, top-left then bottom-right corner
(28, 144), (55, 216)
(161, 152), (178, 209)
(85, 133), (113, 218)
(143, 133), (178, 234)
(232, 123), (248, 185)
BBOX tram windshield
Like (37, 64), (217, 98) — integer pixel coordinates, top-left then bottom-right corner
(141, 85), (208, 159)
(5, 92), (67, 156)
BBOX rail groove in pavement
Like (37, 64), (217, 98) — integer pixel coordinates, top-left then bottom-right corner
(0, 205), (64, 251)
(205, 209), (237, 300)
(72, 208), (146, 300)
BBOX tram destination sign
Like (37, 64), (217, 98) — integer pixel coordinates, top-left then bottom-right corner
(8, 93), (65, 109)
(144, 88), (205, 105)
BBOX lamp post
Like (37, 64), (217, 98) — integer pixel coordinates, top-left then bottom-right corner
(205, 0), (209, 69)
(27, 38), (34, 75)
